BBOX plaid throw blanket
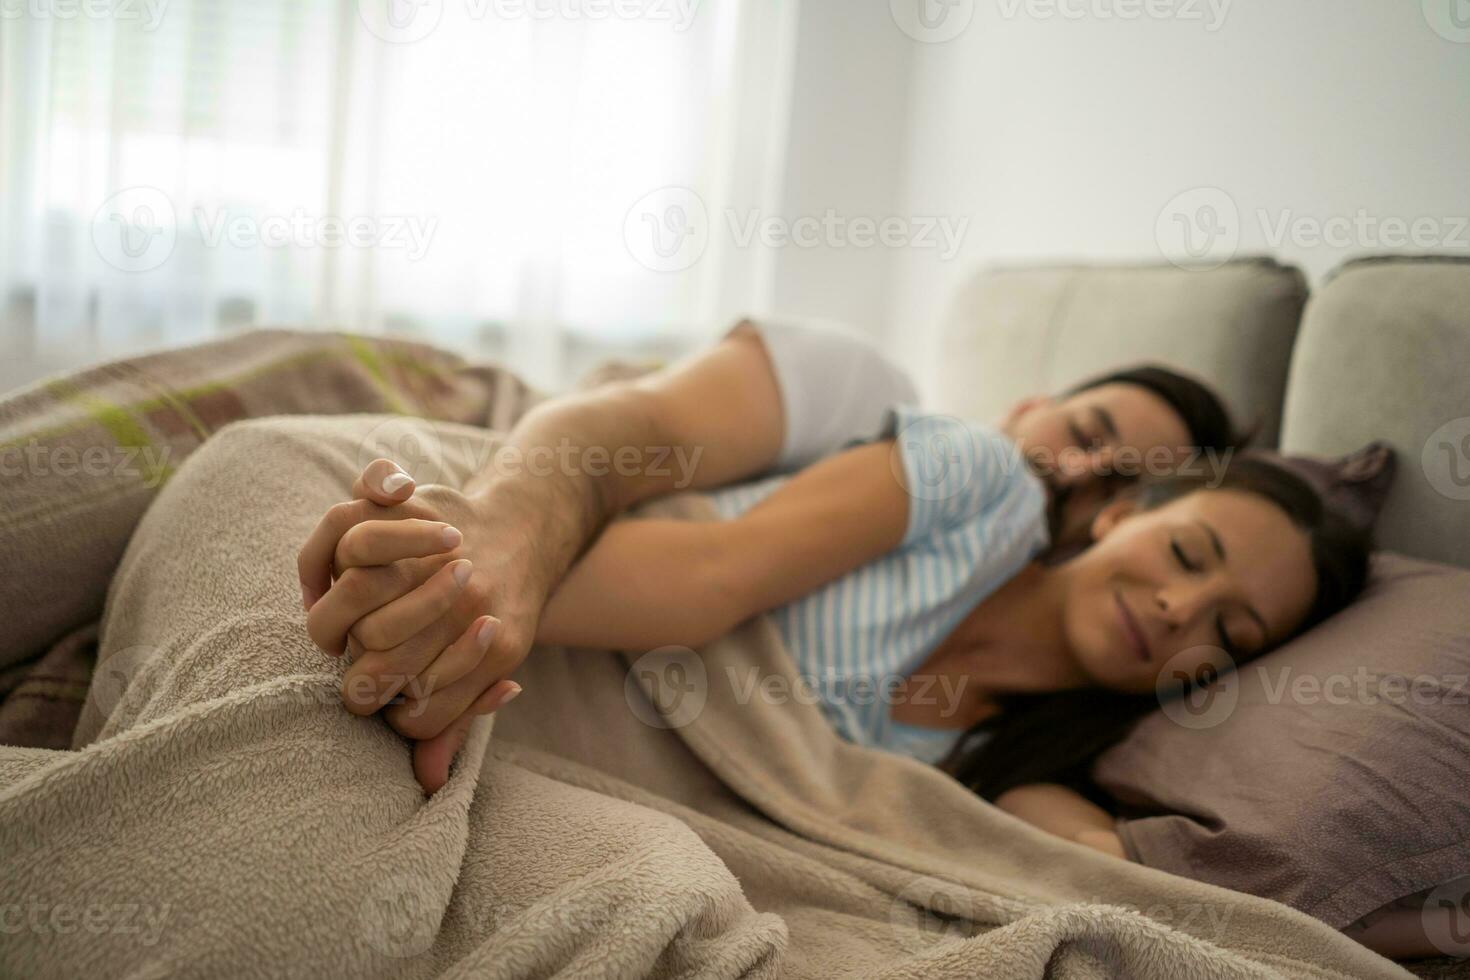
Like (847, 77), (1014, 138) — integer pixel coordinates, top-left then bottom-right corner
(0, 328), (541, 748)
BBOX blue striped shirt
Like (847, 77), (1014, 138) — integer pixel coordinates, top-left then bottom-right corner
(707, 407), (1050, 763)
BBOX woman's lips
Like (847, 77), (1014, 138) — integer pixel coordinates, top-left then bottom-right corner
(1114, 591), (1153, 663)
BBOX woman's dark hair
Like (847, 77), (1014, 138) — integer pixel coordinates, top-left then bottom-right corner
(940, 457), (1371, 804)
(1069, 364), (1248, 455)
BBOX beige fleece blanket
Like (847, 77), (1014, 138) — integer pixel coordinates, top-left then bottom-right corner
(0, 412), (1413, 980)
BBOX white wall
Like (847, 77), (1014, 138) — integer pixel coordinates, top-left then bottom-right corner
(856, 0), (1470, 392)
(763, 0), (914, 337)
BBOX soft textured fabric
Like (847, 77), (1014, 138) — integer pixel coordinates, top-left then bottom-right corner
(0, 327), (541, 681)
(0, 411), (1417, 980)
(708, 409), (1048, 762)
(1279, 255), (1470, 568)
(1094, 552), (1470, 930)
(933, 257), (1307, 447)
(736, 316), (918, 471)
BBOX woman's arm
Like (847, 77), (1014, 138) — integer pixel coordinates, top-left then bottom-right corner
(536, 439), (910, 650)
(995, 784), (1129, 859)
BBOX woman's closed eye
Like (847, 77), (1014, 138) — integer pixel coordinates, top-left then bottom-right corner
(1170, 537), (1201, 573)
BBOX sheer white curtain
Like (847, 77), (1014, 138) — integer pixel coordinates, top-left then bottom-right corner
(0, 0), (796, 391)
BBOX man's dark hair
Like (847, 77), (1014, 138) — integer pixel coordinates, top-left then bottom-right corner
(1069, 364), (1245, 453)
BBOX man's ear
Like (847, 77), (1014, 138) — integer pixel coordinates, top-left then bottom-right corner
(1089, 494), (1141, 543)
(999, 395), (1052, 433)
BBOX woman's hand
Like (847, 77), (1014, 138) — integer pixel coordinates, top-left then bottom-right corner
(994, 783), (1128, 859)
(299, 458), (542, 793)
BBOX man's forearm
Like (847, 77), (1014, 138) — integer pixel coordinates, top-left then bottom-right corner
(463, 384), (665, 595)
(461, 331), (787, 598)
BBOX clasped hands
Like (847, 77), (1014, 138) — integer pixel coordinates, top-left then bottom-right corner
(297, 458), (541, 794)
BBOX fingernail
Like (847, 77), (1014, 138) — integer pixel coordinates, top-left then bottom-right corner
(382, 470), (413, 495)
(482, 682), (521, 714)
(302, 585), (320, 611)
(442, 525), (463, 549)
(476, 617), (497, 651)
(452, 559), (473, 588)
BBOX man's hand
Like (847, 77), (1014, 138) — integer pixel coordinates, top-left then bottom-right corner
(300, 458), (546, 793)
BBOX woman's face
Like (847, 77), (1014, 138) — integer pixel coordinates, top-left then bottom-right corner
(1059, 488), (1317, 695)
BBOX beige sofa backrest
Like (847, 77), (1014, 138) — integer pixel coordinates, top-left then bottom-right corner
(932, 254), (1470, 567)
(1280, 256), (1470, 568)
(932, 258), (1307, 448)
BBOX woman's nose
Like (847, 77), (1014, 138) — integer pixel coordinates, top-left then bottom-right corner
(1154, 584), (1214, 627)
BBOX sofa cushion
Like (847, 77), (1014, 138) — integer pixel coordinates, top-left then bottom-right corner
(1279, 255), (1470, 568)
(932, 258), (1307, 447)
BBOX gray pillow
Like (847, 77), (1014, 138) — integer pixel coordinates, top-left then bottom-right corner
(1092, 553), (1470, 929)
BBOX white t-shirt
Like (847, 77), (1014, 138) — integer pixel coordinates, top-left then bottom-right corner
(733, 317), (919, 470)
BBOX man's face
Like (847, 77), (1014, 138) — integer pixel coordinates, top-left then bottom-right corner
(1001, 382), (1200, 545)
